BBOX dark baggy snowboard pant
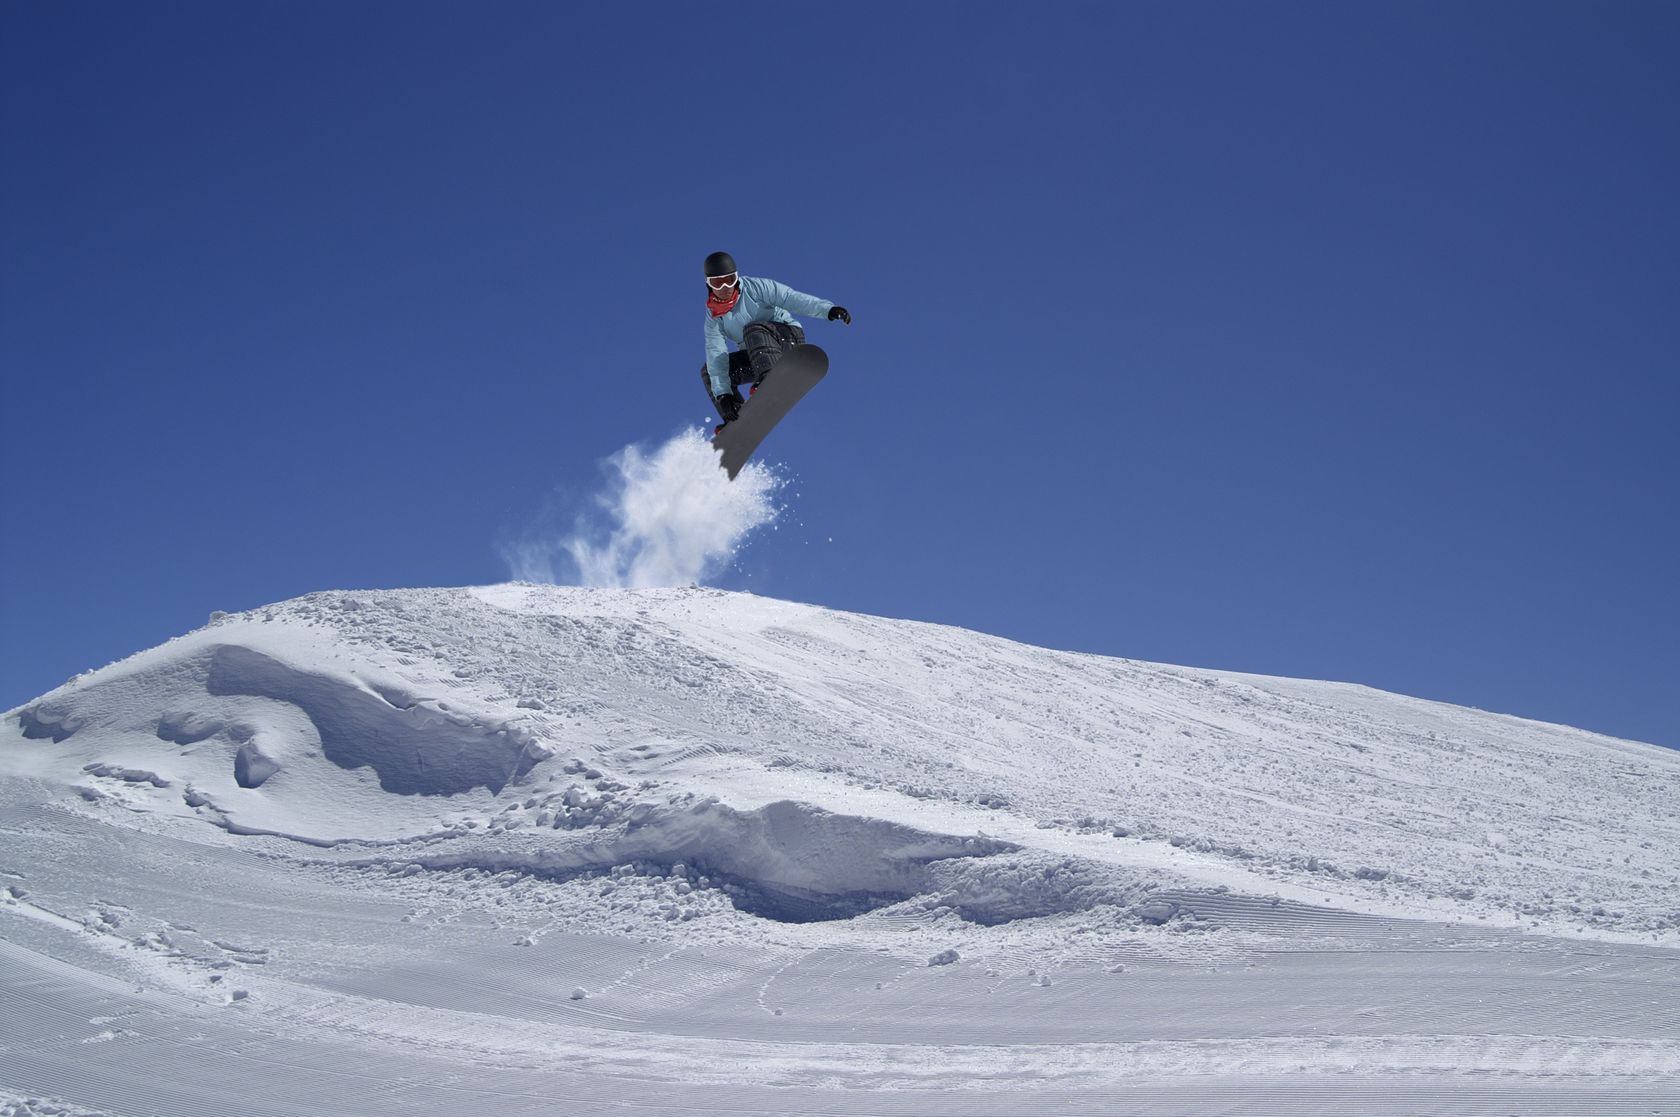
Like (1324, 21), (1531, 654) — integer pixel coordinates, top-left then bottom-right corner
(701, 321), (806, 419)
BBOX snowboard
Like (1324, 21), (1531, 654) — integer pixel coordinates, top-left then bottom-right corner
(711, 343), (828, 480)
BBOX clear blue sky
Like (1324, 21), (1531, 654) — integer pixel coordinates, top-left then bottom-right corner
(3, 1), (1676, 747)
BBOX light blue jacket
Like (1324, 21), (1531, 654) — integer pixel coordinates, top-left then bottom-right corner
(705, 275), (834, 396)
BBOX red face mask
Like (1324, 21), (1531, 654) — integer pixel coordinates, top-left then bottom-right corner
(706, 272), (740, 316)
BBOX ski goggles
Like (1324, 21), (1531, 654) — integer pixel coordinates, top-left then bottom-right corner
(706, 272), (739, 291)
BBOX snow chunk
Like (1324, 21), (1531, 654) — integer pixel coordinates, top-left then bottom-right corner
(15, 703), (82, 744)
(233, 742), (281, 789)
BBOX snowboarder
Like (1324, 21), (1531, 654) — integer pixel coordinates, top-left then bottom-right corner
(700, 251), (850, 431)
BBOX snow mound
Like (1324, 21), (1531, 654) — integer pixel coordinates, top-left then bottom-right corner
(3, 614), (552, 842)
(4, 583), (1678, 944)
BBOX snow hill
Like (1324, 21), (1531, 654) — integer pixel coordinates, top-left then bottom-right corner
(3, 585), (1678, 1115)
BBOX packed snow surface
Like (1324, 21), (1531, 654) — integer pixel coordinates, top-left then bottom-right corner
(3, 585), (1677, 1115)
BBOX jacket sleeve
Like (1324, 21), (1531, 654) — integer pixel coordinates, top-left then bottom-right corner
(748, 276), (833, 321)
(704, 315), (731, 396)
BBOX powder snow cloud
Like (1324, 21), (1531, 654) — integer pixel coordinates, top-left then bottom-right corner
(503, 428), (781, 588)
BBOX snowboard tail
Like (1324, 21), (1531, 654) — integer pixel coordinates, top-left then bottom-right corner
(711, 343), (827, 480)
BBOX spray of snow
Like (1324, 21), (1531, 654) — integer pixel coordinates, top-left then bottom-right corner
(504, 428), (781, 588)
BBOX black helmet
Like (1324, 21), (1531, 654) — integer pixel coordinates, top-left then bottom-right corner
(703, 251), (737, 278)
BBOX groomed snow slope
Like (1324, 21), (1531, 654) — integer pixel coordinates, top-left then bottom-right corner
(2, 585), (1677, 1115)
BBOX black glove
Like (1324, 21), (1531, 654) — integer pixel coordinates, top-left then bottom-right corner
(713, 391), (742, 423)
(827, 306), (851, 324)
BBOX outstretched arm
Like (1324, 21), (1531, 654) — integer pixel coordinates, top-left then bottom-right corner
(746, 276), (834, 321)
